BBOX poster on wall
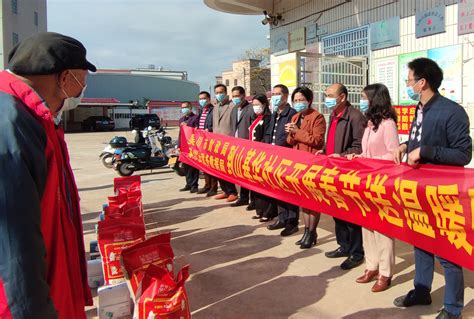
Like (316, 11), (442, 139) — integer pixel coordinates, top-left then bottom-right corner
(278, 59), (297, 88)
(150, 107), (181, 125)
(374, 57), (399, 104)
(458, 0), (474, 35)
(370, 16), (400, 51)
(394, 105), (416, 135)
(306, 24), (318, 46)
(289, 27), (306, 52)
(427, 45), (463, 103)
(415, 6), (446, 38)
(271, 32), (289, 55)
(398, 51), (427, 105)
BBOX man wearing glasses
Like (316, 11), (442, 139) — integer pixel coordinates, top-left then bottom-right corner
(393, 58), (471, 319)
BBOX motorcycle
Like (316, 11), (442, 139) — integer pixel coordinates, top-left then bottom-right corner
(113, 126), (179, 176)
(99, 131), (146, 168)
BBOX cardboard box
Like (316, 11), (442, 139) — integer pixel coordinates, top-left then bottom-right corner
(98, 282), (132, 319)
(87, 259), (104, 288)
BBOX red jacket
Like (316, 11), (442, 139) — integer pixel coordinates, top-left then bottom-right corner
(0, 71), (91, 319)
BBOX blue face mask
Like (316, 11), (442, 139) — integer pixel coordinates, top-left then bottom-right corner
(232, 97), (241, 106)
(181, 108), (191, 115)
(216, 93), (226, 103)
(325, 97), (337, 109)
(199, 99), (207, 107)
(271, 95), (282, 110)
(293, 102), (308, 112)
(359, 99), (369, 112)
(406, 83), (420, 101)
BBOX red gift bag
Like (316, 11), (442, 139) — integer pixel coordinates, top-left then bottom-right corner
(120, 233), (175, 299)
(98, 217), (146, 285)
(136, 264), (191, 319)
(114, 175), (141, 194)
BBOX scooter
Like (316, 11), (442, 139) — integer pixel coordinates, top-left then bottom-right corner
(113, 127), (178, 176)
(99, 131), (146, 168)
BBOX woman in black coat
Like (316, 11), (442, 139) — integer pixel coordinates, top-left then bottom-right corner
(248, 94), (277, 222)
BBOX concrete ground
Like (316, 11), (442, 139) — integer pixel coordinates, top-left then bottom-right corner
(68, 129), (474, 319)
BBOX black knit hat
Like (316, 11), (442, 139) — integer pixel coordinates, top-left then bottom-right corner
(8, 32), (96, 75)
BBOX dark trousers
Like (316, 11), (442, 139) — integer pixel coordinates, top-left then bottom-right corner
(334, 217), (364, 259)
(203, 173), (218, 191)
(277, 200), (299, 226)
(184, 163), (199, 188)
(239, 186), (250, 202)
(255, 193), (277, 218)
(219, 179), (237, 195)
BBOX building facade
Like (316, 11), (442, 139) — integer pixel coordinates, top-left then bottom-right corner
(205, 0), (474, 139)
(217, 58), (271, 95)
(0, 0), (47, 69)
(85, 72), (200, 104)
(96, 68), (189, 81)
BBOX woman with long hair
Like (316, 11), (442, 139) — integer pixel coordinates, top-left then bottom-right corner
(347, 83), (399, 292)
(285, 86), (326, 249)
(249, 94), (277, 222)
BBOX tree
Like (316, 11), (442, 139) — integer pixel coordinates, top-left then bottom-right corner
(239, 47), (271, 94)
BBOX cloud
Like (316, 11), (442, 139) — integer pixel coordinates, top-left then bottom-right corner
(47, 0), (269, 93)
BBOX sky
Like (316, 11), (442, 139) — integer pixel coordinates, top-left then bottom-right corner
(47, 0), (269, 93)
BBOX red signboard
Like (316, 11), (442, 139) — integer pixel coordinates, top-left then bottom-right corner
(148, 101), (199, 126)
(394, 105), (416, 134)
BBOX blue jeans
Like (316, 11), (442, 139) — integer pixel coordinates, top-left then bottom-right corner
(414, 247), (464, 316)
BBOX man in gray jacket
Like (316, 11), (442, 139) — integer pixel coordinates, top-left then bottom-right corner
(229, 86), (256, 208)
(212, 83), (238, 202)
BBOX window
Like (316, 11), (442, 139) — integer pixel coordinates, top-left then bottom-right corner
(11, 0), (17, 14)
(34, 11), (39, 26)
(234, 79), (238, 86)
(225, 79), (229, 86)
(12, 33), (19, 46)
(321, 26), (368, 57)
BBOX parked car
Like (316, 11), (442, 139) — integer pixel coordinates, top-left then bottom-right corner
(129, 114), (161, 130)
(81, 116), (115, 131)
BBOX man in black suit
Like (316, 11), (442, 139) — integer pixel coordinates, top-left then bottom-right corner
(264, 84), (299, 237)
(229, 86), (256, 208)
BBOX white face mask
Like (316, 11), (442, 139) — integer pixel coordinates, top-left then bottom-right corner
(253, 104), (264, 115)
(60, 71), (86, 112)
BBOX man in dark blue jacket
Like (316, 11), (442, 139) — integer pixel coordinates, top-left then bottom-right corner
(393, 58), (471, 319)
(264, 84), (299, 236)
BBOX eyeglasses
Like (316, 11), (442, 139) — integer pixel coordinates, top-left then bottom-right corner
(405, 78), (420, 85)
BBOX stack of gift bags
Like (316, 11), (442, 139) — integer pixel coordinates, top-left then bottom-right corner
(87, 176), (191, 319)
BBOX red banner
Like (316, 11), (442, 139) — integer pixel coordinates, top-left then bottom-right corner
(394, 105), (416, 134)
(179, 126), (474, 271)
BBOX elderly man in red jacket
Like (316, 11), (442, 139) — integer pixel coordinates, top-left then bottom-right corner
(0, 32), (95, 319)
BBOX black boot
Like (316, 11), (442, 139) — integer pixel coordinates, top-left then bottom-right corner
(300, 229), (317, 249)
(295, 227), (309, 245)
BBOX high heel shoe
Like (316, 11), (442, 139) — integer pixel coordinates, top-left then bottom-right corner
(295, 227), (309, 245)
(371, 275), (392, 292)
(300, 229), (317, 249)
